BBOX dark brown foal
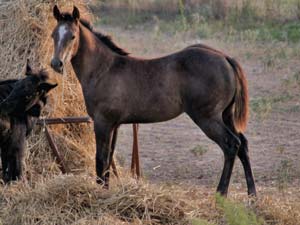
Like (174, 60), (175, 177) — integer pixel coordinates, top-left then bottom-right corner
(50, 6), (256, 196)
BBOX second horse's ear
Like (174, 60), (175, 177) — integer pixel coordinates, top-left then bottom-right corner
(25, 60), (33, 76)
(72, 6), (80, 21)
(53, 5), (62, 21)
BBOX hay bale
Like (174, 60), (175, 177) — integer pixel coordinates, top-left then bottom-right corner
(0, 175), (189, 225)
(0, 0), (96, 181)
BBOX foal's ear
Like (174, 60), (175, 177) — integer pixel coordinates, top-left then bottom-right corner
(53, 5), (61, 21)
(72, 6), (80, 21)
(25, 59), (33, 76)
(38, 83), (58, 92)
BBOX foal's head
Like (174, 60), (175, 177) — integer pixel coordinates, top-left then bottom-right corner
(0, 62), (57, 116)
(51, 5), (81, 74)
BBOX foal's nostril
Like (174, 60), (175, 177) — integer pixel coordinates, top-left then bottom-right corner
(50, 59), (55, 68)
(51, 58), (63, 70)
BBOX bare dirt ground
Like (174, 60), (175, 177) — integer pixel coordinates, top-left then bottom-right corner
(99, 25), (300, 192)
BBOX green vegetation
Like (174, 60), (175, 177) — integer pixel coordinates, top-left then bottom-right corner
(277, 158), (294, 192)
(190, 218), (215, 225)
(96, 0), (300, 43)
(190, 145), (208, 157)
(250, 97), (273, 119)
(216, 194), (264, 225)
(250, 93), (293, 119)
(282, 71), (300, 87)
(275, 146), (295, 192)
(178, 0), (188, 30)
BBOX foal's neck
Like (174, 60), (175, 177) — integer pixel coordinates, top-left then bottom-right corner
(71, 24), (115, 83)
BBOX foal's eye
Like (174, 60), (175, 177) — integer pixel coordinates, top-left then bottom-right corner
(71, 35), (75, 40)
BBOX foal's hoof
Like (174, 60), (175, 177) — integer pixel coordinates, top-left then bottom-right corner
(2, 174), (19, 184)
(217, 190), (228, 198)
(248, 193), (257, 205)
(96, 177), (109, 189)
(248, 190), (257, 198)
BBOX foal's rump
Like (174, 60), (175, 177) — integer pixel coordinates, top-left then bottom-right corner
(182, 44), (249, 132)
(174, 46), (237, 115)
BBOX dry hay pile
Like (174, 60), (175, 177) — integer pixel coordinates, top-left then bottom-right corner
(1, 174), (300, 225)
(0, 175), (198, 225)
(0, 0), (96, 181)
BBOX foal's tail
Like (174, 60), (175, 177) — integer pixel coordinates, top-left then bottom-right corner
(226, 57), (249, 133)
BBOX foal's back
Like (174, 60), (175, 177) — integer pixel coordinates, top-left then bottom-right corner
(108, 45), (235, 97)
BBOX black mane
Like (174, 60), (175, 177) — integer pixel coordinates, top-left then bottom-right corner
(81, 20), (129, 56)
(60, 13), (129, 56)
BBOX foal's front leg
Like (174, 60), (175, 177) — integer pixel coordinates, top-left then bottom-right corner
(94, 120), (114, 188)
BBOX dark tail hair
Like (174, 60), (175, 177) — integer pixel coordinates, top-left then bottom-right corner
(226, 57), (249, 133)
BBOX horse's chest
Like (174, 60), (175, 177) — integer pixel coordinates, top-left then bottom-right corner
(82, 84), (101, 118)
(82, 79), (119, 118)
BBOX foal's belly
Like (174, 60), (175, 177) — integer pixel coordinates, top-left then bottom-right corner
(122, 110), (183, 124)
(121, 99), (184, 124)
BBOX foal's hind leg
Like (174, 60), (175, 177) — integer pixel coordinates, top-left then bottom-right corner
(223, 112), (256, 196)
(190, 115), (241, 196)
(237, 133), (256, 196)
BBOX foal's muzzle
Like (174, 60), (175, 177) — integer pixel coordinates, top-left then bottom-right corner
(51, 58), (63, 74)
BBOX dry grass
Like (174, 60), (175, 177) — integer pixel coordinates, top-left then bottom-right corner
(98, 0), (300, 21)
(0, 0), (96, 182)
(0, 175), (197, 225)
(1, 174), (300, 225)
(234, 187), (300, 225)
